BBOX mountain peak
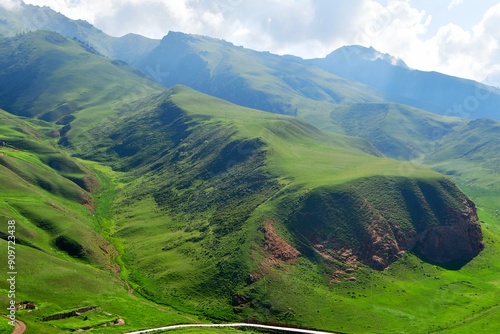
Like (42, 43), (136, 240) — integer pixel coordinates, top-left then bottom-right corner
(161, 30), (234, 47)
(163, 30), (192, 40)
(330, 45), (409, 69)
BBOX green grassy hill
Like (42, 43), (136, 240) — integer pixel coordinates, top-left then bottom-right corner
(0, 30), (161, 124)
(71, 85), (485, 332)
(327, 102), (500, 192)
(0, 31), (498, 334)
(425, 118), (500, 189)
(329, 103), (465, 160)
(0, 109), (196, 333)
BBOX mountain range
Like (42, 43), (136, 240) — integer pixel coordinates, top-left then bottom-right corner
(0, 4), (499, 334)
(308, 45), (500, 119)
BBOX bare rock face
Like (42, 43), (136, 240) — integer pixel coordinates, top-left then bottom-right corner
(290, 177), (484, 271)
(413, 199), (484, 267)
(260, 220), (301, 263)
(360, 198), (484, 269)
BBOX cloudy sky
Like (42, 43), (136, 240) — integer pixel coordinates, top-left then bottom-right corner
(3, 0), (500, 86)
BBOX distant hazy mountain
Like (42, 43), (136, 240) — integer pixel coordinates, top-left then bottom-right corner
(327, 45), (409, 69)
(0, 3), (159, 63)
(3, 4), (499, 121)
(308, 45), (500, 120)
(132, 32), (500, 121)
(133, 31), (384, 116)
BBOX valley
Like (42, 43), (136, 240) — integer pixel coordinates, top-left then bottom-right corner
(0, 4), (499, 334)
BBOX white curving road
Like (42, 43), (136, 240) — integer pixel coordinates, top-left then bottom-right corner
(126, 323), (335, 334)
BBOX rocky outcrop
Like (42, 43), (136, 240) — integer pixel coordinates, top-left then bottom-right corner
(260, 220), (301, 264)
(40, 306), (99, 322)
(289, 177), (484, 270)
(359, 198), (484, 269)
(414, 199), (484, 266)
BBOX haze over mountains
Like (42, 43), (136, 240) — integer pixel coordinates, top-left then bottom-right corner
(0, 2), (160, 63)
(308, 46), (500, 119)
(0, 3), (499, 334)
(2, 3), (500, 120)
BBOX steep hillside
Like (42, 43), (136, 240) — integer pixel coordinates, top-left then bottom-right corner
(309, 45), (500, 120)
(0, 30), (162, 145)
(0, 111), (100, 253)
(0, 109), (193, 333)
(73, 86), (483, 328)
(329, 103), (465, 159)
(0, 30), (159, 118)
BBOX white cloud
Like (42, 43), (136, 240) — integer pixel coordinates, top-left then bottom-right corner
(0, 0), (22, 11)
(19, 0), (362, 55)
(425, 3), (500, 85)
(345, 0), (435, 74)
(353, 0), (430, 49)
(23, 0), (114, 23)
(483, 66), (500, 87)
(448, 0), (464, 11)
(339, 0), (500, 86)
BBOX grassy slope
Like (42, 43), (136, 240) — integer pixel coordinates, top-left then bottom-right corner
(0, 31), (162, 141)
(0, 110), (199, 333)
(329, 103), (465, 159)
(71, 86), (491, 333)
(426, 118), (500, 190)
(327, 103), (500, 192)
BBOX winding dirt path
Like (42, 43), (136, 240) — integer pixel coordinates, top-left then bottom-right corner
(11, 319), (26, 334)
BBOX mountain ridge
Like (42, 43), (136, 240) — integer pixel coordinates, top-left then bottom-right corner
(0, 2), (160, 63)
(325, 45), (409, 68)
(307, 45), (500, 120)
(3, 3), (499, 121)
(133, 30), (384, 117)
